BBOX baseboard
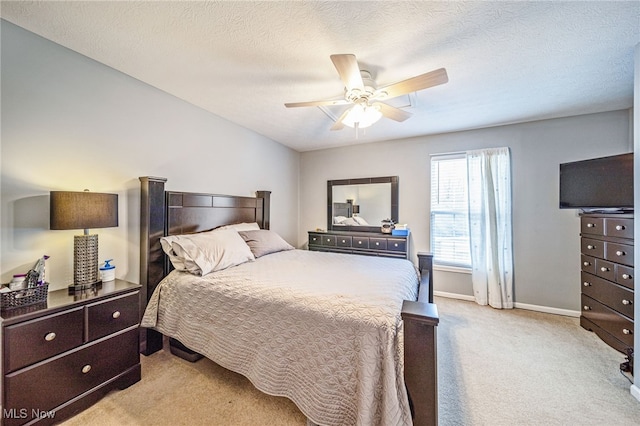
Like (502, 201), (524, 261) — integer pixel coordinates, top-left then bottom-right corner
(433, 291), (475, 302)
(433, 291), (581, 317)
(631, 384), (640, 402)
(513, 302), (581, 318)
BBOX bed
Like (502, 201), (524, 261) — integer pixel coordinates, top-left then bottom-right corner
(138, 177), (438, 426)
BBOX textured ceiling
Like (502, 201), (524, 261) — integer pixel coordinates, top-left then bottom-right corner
(1, 1), (639, 152)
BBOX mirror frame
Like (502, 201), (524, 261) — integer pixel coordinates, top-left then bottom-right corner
(327, 176), (398, 233)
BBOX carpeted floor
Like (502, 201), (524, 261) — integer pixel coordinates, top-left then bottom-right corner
(62, 297), (640, 425)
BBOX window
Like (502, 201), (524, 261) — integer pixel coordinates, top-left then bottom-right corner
(430, 154), (471, 268)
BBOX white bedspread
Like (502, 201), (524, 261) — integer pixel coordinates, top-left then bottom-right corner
(142, 249), (419, 426)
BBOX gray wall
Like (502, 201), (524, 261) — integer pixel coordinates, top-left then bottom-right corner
(0, 20), (300, 291)
(300, 110), (632, 312)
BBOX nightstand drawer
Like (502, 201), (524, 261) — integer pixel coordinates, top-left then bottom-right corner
(4, 308), (84, 373)
(87, 292), (140, 342)
(4, 327), (139, 422)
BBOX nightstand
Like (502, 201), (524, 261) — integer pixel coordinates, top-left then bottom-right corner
(1, 279), (141, 425)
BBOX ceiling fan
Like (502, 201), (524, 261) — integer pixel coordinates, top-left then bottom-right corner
(285, 54), (448, 131)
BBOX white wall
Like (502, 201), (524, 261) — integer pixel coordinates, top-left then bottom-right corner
(300, 110), (632, 311)
(0, 20), (300, 291)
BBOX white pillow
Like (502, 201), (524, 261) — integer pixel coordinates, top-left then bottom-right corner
(353, 216), (369, 225)
(238, 230), (294, 258)
(160, 229), (255, 276)
(334, 216), (348, 224)
(216, 222), (261, 232)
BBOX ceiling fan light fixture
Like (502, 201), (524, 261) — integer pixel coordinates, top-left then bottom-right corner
(342, 103), (382, 129)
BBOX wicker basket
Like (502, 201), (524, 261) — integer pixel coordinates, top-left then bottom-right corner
(0, 283), (49, 310)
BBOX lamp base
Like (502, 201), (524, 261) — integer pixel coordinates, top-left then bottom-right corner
(68, 280), (102, 294)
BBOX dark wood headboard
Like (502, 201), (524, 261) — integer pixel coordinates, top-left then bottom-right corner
(138, 176), (271, 354)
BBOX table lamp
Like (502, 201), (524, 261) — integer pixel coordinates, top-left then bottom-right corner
(50, 190), (118, 291)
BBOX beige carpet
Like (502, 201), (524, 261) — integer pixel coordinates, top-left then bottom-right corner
(62, 297), (640, 425)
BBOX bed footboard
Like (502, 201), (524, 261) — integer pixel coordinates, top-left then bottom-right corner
(402, 252), (438, 426)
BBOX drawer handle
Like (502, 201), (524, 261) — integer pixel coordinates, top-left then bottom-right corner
(44, 332), (56, 342)
(394, 243), (399, 247)
(375, 242), (380, 246)
(327, 239), (331, 242)
(622, 299), (632, 305)
(341, 239), (346, 243)
(81, 365), (92, 374)
(616, 225), (625, 231)
(622, 274), (632, 280)
(623, 328), (632, 335)
(587, 223), (595, 228)
(358, 241), (362, 245)
(583, 261), (591, 267)
(600, 267), (610, 272)
(112, 311), (121, 319)
(616, 250), (625, 256)
(587, 245), (596, 250)
(583, 282), (591, 287)
(583, 305), (591, 311)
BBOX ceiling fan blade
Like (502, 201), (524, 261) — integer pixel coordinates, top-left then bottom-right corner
(285, 99), (349, 108)
(373, 102), (412, 122)
(330, 107), (352, 131)
(330, 54), (364, 91)
(377, 68), (448, 100)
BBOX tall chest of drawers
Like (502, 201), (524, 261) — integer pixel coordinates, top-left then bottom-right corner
(1, 280), (141, 425)
(580, 213), (634, 354)
(308, 230), (410, 259)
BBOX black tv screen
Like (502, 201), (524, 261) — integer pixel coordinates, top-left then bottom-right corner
(559, 153), (634, 210)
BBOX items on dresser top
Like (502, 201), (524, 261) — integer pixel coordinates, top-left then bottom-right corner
(579, 213), (634, 355)
(1, 279), (141, 426)
(308, 229), (410, 259)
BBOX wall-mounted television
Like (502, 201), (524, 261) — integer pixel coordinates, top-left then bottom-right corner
(559, 153), (633, 211)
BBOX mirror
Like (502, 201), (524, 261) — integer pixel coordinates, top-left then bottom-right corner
(327, 176), (398, 233)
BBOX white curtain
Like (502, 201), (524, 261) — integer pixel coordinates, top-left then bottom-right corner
(466, 147), (514, 309)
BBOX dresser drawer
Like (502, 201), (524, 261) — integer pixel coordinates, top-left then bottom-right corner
(336, 235), (352, 248)
(581, 272), (634, 319)
(353, 236), (369, 249)
(4, 327), (139, 419)
(308, 234), (322, 246)
(387, 238), (406, 252)
(321, 235), (337, 247)
(581, 237), (604, 259)
(595, 259), (616, 282)
(605, 217), (634, 239)
(4, 308), (84, 373)
(370, 238), (387, 250)
(581, 217), (604, 236)
(616, 265), (634, 289)
(581, 255), (596, 274)
(581, 295), (633, 347)
(606, 242), (634, 267)
(87, 292), (140, 342)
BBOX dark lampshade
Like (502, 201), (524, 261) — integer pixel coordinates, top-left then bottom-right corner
(50, 190), (118, 290)
(50, 191), (118, 231)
